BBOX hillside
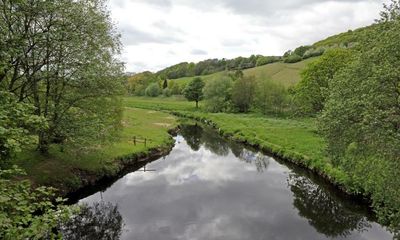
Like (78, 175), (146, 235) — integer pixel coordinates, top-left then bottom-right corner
(170, 57), (318, 88)
(313, 23), (378, 48)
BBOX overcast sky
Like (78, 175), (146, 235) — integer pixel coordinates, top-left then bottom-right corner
(108, 0), (389, 73)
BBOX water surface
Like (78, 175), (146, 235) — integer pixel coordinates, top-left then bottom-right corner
(79, 124), (393, 240)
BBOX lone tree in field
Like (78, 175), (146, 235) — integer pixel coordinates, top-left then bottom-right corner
(183, 77), (205, 108)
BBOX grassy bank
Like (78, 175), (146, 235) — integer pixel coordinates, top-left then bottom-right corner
(125, 96), (350, 188)
(15, 107), (177, 192)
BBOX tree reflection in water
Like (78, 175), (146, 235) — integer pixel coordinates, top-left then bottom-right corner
(201, 126), (230, 156)
(60, 202), (123, 240)
(179, 124), (203, 151)
(180, 124), (269, 171)
(288, 173), (371, 238)
(237, 149), (270, 172)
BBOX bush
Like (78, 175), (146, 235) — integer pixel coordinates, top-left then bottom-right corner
(203, 76), (233, 112)
(284, 54), (302, 63)
(162, 88), (172, 97)
(255, 80), (288, 115)
(256, 56), (280, 66)
(145, 83), (160, 97)
(0, 167), (75, 239)
(303, 47), (326, 59)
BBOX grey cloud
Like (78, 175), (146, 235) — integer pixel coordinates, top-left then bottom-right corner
(191, 49), (208, 55)
(121, 26), (182, 45)
(114, 0), (172, 8)
(217, 0), (370, 15)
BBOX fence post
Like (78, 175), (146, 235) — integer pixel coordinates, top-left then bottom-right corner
(133, 136), (136, 145)
(144, 138), (147, 147)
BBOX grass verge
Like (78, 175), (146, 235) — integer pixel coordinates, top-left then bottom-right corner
(15, 107), (177, 194)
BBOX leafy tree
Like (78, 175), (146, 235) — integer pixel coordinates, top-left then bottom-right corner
(0, 0), (124, 153)
(284, 54), (302, 63)
(255, 80), (287, 115)
(203, 76), (233, 112)
(294, 49), (354, 115)
(170, 82), (182, 95)
(145, 83), (160, 97)
(294, 45), (312, 57)
(228, 70), (244, 81)
(127, 71), (158, 95)
(162, 88), (172, 97)
(256, 56), (280, 66)
(162, 79), (168, 89)
(183, 77), (205, 108)
(378, 0), (400, 22)
(319, 10), (400, 235)
(231, 75), (256, 112)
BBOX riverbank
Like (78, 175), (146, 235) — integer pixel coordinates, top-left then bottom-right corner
(14, 107), (178, 195)
(124, 97), (351, 192)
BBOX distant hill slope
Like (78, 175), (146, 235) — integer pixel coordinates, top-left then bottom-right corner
(170, 57), (318, 88)
(313, 23), (378, 48)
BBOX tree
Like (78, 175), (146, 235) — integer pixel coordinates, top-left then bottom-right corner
(378, 0), (400, 22)
(294, 49), (354, 115)
(0, 0), (124, 153)
(203, 76), (233, 112)
(183, 77), (205, 108)
(145, 83), (160, 97)
(293, 45), (312, 58)
(319, 12), (400, 235)
(255, 80), (287, 115)
(284, 54), (302, 63)
(231, 75), (256, 112)
(163, 79), (168, 89)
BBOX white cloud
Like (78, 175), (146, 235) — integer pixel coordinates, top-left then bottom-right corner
(107, 0), (389, 73)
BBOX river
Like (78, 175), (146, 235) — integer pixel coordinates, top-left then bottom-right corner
(76, 124), (393, 240)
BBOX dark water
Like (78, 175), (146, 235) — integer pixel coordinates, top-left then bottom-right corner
(78, 125), (393, 240)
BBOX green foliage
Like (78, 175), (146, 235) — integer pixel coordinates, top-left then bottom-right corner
(294, 49), (354, 115)
(0, 92), (45, 164)
(162, 88), (172, 97)
(256, 56), (281, 66)
(231, 75), (256, 112)
(0, 166), (75, 239)
(293, 45), (312, 57)
(319, 13), (400, 235)
(145, 83), (161, 97)
(303, 47), (326, 59)
(378, 0), (400, 22)
(284, 54), (302, 63)
(255, 80), (288, 115)
(183, 77), (205, 108)
(127, 71), (158, 96)
(203, 76), (233, 112)
(0, 0), (125, 153)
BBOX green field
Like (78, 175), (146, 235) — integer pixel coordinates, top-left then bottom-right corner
(15, 107), (177, 189)
(170, 57), (318, 88)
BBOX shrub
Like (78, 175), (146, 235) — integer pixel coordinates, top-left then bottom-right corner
(145, 83), (160, 97)
(284, 54), (302, 63)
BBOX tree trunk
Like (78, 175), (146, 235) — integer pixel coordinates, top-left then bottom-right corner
(196, 100), (198, 108)
(38, 132), (49, 154)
